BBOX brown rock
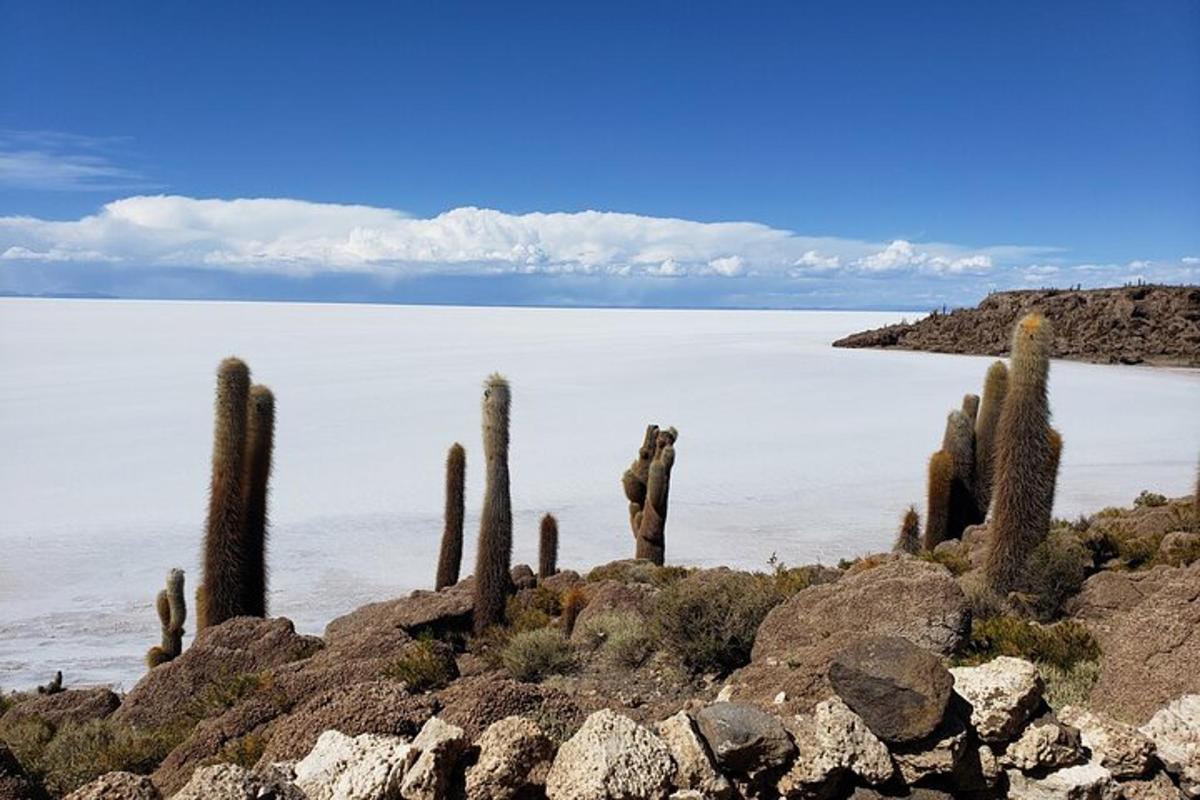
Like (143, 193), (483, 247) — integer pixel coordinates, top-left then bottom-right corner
(62, 772), (160, 800)
(539, 570), (585, 595)
(0, 688), (119, 728)
(0, 744), (43, 800)
(436, 675), (584, 740)
(323, 583), (474, 644)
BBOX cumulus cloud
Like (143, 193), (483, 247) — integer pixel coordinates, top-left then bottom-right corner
(0, 194), (1056, 282)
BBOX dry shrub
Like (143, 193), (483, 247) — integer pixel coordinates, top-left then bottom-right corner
(961, 616), (1099, 671)
(381, 639), (458, 692)
(1016, 529), (1090, 619)
(575, 612), (653, 669)
(500, 628), (575, 682)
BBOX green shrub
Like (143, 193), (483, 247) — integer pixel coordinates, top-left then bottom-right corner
(215, 732), (267, 768)
(500, 628), (575, 682)
(958, 571), (1004, 620)
(1134, 490), (1167, 508)
(1017, 530), (1090, 619)
(920, 547), (972, 577)
(381, 640), (457, 692)
(960, 616), (1100, 671)
(651, 570), (781, 675)
(575, 612), (653, 668)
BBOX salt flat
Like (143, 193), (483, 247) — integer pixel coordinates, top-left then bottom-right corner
(1, 298), (1197, 690)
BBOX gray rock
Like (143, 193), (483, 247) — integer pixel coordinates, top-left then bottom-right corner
(465, 716), (554, 800)
(777, 697), (893, 796)
(1002, 712), (1085, 772)
(62, 772), (161, 800)
(950, 656), (1044, 742)
(889, 713), (969, 784)
(693, 702), (796, 776)
(400, 716), (468, 800)
(657, 711), (734, 799)
(1060, 705), (1156, 780)
(544, 709), (675, 800)
(828, 635), (953, 743)
(1140, 694), (1200, 798)
(1005, 762), (1117, 799)
(172, 764), (303, 800)
(293, 730), (416, 800)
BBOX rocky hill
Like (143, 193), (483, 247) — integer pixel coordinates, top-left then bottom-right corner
(833, 285), (1200, 367)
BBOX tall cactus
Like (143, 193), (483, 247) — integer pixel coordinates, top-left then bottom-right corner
(894, 506), (921, 555)
(942, 409), (983, 538)
(539, 513), (559, 580)
(436, 443), (466, 590)
(147, 569), (186, 668)
(623, 426), (677, 565)
(973, 360), (1009, 516)
(474, 374), (513, 633)
(923, 450), (953, 550)
(961, 393), (980, 425)
(984, 314), (1058, 595)
(199, 357), (251, 630)
(242, 384), (274, 617)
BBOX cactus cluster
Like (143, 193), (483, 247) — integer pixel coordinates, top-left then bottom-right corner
(473, 374), (513, 633)
(436, 443), (466, 591)
(197, 357), (276, 631)
(147, 569), (186, 668)
(622, 425), (678, 566)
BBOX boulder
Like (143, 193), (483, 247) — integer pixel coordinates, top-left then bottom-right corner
(436, 675), (583, 740)
(465, 716), (555, 800)
(544, 709), (675, 800)
(172, 764), (303, 799)
(777, 697), (894, 796)
(511, 564), (538, 590)
(399, 717), (468, 800)
(1090, 563), (1200, 723)
(734, 558), (969, 714)
(1118, 771), (1189, 800)
(540, 570), (585, 595)
(1159, 532), (1200, 566)
(1059, 705), (1156, 779)
(1, 688), (119, 728)
(889, 713), (969, 784)
(1001, 712), (1085, 772)
(828, 635), (953, 743)
(113, 617), (321, 729)
(1005, 762), (1117, 800)
(324, 583), (474, 644)
(949, 656), (1044, 743)
(1139, 695), (1200, 797)
(656, 712), (734, 799)
(693, 702), (796, 777)
(61, 772), (160, 800)
(257, 681), (438, 763)
(293, 730), (416, 800)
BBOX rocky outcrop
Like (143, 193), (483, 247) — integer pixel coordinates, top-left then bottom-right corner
(777, 696), (894, 795)
(1060, 705), (1156, 780)
(544, 709), (675, 800)
(323, 582), (475, 646)
(435, 675), (583, 740)
(0, 688), (119, 729)
(832, 284), (1200, 367)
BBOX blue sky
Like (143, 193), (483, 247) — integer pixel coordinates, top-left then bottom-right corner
(1, 1), (1197, 308)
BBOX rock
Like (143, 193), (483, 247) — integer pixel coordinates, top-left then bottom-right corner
(735, 558), (969, 714)
(950, 656), (1044, 742)
(568, 581), (655, 643)
(1002, 712), (1085, 772)
(400, 717), (467, 800)
(1118, 771), (1188, 800)
(1159, 532), (1200, 566)
(511, 564), (538, 590)
(1059, 706), (1156, 779)
(1, 688), (120, 728)
(257, 680), (438, 763)
(62, 772), (160, 800)
(1069, 568), (1176, 623)
(693, 702), (796, 777)
(1139, 695), (1200, 797)
(324, 583), (475, 644)
(828, 635), (953, 743)
(849, 790), (955, 800)
(777, 697), (894, 796)
(113, 617), (321, 729)
(172, 763), (303, 799)
(1090, 563), (1200, 723)
(584, 558), (664, 584)
(544, 709), (675, 800)
(1006, 762), (1118, 800)
(540, 570), (585, 595)
(656, 711), (734, 800)
(436, 675), (583, 740)
(293, 730), (416, 800)
(465, 716), (555, 800)
(889, 713), (969, 784)
(0, 744), (42, 800)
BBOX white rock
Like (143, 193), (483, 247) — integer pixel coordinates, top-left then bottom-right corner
(1140, 694), (1200, 798)
(401, 716), (467, 800)
(777, 696), (893, 796)
(716, 684), (735, 702)
(1003, 714), (1085, 772)
(465, 716), (555, 800)
(1060, 705), (1156, 780)
(172, 764), (304, 800)
(890, 717), (968, 784)
(1006, 762), (1118, 800)
(950, 656), (1044, 742)
(545, 709), (675, 800)
(294, 730), (415, 800)
(657, 712), (734, 800)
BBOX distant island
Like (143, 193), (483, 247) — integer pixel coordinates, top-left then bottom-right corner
(833, 284), (1200, 367)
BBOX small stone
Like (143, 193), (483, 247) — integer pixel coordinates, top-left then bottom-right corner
(950, 656), (1044, 742)
(716, 684), (734, 702)
(1059, 705), (1155, 779)
(774, 692), (787, 705)
(693, 702), (796, 776)
(657, 711), (734, 800)
(1118, 770), (1189, 800)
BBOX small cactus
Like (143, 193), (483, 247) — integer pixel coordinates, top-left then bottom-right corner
(561, 586), (587, 638)
(474, 374), (513, 633)
(539, 513), (559, 580)
(241, 385), (274, 617)
(894, 506), (921, 555)
(436, 443), (466, 591)
(36, 671), (63, 695)
(623, 425), (678, 565)
(147, 569), (186, 668)
(973, 360), (1009, 516)
(924, 450), (953, 550)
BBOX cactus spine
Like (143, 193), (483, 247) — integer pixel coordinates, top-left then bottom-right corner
(984, 313), (1058, 595)
(894, 506), (921, 555)
(623, 425), (677, 565)
(436, 443), (466, 591)
(973, 360), (1009, 516)
(242, 385), (274, 617)
(473, 374), (512, 632)
(147, 569), (186, 668)
(539, 513), (559, 580)
(199, 357), (251, 630)
(924, 450), (953, 550)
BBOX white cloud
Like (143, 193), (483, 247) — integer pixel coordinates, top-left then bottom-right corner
(0, 195), (1059, 282)
(1182, 256), (1199, 265)
(0, 131), (153, 191)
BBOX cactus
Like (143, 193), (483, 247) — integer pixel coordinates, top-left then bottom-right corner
(943, 409), (983, 538)
(436, 443), (466, 591)
(242, 385), (274, 617)
(561, 586), (587, 638)
(36, 671), (63, 695)
(539, 513), (559, 580)
(894, 506), (921, 554)
(199, 357), (251, 630)
(474, 374), (513, 633)
(961, 393), (980, 425)
(984, 314), (1058, 595)
(973, 360), (1009, 516)
(1046, 428), (1063, 512)
(623, 426), (678, 565)
(147, 569), (186, 668)
(923, 450), (953, 550)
